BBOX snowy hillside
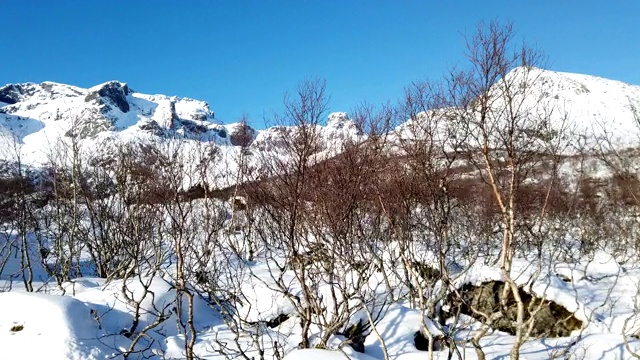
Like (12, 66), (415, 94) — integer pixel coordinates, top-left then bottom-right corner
(394, 68), (640, 160)
(502, 67), (640, 150)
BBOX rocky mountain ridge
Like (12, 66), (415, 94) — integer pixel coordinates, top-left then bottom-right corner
(0, 80), (363, 167)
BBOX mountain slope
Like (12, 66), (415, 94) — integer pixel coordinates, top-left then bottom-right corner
(394, 67), (640, 155)
(505, 67), (640, 150)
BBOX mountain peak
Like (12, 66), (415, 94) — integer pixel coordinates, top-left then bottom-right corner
(327, 112), (349, 127)
(85, 81), (132, 113)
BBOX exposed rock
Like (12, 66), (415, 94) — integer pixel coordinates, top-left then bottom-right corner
(246, 313), (291, 330)
(138, 120), (165, 136)
(253, 125), (291, 151)
(85, 81), (131, 113)
(231, 196), (247, 211)
(180, 120), (209, 134)
(194, 270), (209, 285)
(327, 112), (350, 128)
(337, 320), (366, 353)
(326, 112), (361, 136)
(286, 243), (331, 271)
(191, 112), (209, 122)
(266, 313), (290, 328)
(445, 281), (583, 337)
(168, 101), (179, 129)
(414, 331), (447, 351)
(411, 262), (441, 283)
(40, 82), (83, 99)
(0, 84), (34, 104)
(0, 86), (19, 104)
(65, 108), (114, 138)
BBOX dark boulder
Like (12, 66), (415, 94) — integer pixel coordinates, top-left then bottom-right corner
(411, 262), (441, 283)
(445, 280), (583, 337)
(138, 120), (165, 136)
(180, 120), (209, 134)
(338, 320), (367, 353)
(266, 313), (290, 328)
(246, 313), (291, 330)
(191, 112), (211, 122)
(414, 331), (447, 352)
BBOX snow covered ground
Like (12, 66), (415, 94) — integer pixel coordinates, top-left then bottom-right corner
(3, 234), (640, 359)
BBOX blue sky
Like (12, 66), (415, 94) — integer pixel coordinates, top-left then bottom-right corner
(2, 1), (638, 128)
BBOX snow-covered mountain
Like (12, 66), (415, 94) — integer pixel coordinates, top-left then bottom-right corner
(0, 81), (361, 169)
(0, 81), (237, 163)
(500, 67), (640, 150)
(1, 68), (640, 185)
(394, 67), (640, 154)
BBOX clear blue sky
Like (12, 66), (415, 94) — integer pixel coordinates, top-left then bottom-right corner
(2, 1), (638, 128)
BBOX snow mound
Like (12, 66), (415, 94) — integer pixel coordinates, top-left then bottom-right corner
(283, 348), (378, 360)
(0, 291), (124, 360)
(365, 304), (443, 358)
